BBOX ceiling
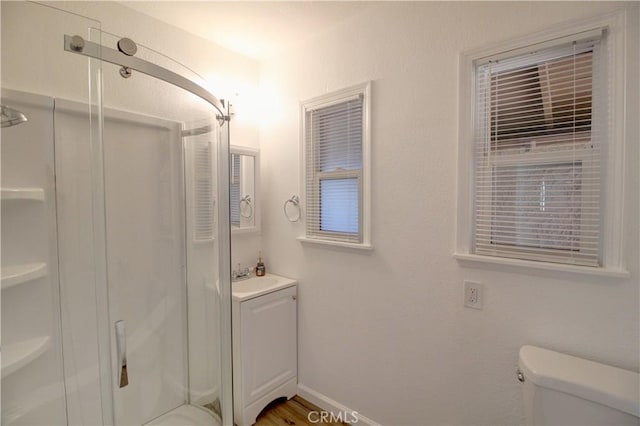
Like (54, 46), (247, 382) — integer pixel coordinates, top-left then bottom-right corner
(122, 1), (373, 60)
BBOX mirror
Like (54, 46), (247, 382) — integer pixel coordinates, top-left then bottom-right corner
(230, 145), (260, 233)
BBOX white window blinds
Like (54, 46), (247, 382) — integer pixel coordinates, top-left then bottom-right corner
(305, 96), (363, 243)
(473, 36), (604, 266)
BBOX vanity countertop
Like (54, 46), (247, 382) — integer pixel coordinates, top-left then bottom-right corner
(232, 273), (297, 302)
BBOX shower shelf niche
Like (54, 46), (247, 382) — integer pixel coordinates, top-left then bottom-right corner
(1, 336), (51, 378)
(1, 262), (47, 290)
(1, 187), (45, 201)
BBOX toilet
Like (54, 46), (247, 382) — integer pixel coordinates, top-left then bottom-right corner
(518, 345), (640, 425)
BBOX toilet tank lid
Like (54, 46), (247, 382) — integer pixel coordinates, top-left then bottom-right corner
(518, 345), (640, 417)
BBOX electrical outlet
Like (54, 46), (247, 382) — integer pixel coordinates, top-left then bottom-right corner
(464, 281), (483, 309)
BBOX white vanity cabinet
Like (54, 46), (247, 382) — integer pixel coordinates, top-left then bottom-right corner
(232, 275), (298, 426)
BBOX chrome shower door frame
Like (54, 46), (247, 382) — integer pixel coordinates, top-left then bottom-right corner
(64, 35), (227, 119)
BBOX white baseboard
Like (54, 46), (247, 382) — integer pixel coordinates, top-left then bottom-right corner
(297, 384), (380, 426)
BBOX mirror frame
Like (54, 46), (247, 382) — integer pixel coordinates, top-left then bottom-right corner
(230, 145), (260, 234)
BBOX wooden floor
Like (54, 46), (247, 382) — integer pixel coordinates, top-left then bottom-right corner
(254, 396), (348, 426)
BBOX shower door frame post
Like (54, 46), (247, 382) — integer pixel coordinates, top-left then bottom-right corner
(217, 119), (234, 426)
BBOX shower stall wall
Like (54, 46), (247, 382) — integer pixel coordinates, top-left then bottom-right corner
(1, 2), (233, 425)
(1, 88), (67, 426)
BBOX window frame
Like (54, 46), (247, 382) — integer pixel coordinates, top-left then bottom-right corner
(298, 82), (372, 251)
(454, 11), (629, 277)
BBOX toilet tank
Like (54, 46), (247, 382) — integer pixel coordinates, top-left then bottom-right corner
(518, 345), (640, 426)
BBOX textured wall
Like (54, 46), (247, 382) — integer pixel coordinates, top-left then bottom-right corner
(258, 2), (639, 425)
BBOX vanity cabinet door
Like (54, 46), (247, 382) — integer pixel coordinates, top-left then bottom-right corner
(241, 285), (297, 405)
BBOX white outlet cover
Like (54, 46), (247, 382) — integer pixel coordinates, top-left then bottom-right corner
(464, 280), (483, 310)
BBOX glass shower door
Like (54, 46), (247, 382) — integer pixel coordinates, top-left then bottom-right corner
(91, 33), (233, 426)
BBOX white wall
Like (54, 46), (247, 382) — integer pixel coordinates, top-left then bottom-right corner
(230, 118), (264, 272)
(259, 2), (639, 425)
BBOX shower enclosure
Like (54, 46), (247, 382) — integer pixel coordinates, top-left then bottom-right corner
(1, 3), (233, 425)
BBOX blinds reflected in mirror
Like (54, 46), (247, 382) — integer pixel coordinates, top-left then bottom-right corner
(230, 153), (241, 227)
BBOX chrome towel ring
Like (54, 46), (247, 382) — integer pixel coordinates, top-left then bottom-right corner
(283, 195), (300, 222)
(240, 195), (253, 218)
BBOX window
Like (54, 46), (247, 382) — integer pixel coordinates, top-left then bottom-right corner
(301, 83), (371, 248)
(473, 35), (603, 267)
(455, 15), (630, 274)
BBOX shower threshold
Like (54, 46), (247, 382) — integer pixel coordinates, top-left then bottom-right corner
(144, 404), (219, 426)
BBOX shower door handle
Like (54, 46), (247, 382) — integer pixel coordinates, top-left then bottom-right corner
(115, 320), (128, 388)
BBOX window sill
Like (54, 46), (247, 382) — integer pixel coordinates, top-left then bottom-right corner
(453, 252), (629, 279)
(297, 237), (374, 253)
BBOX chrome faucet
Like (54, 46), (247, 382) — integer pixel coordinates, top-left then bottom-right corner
(232, 263), (252, 281)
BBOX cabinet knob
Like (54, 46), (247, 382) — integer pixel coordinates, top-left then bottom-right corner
(292, 295), (297, 300)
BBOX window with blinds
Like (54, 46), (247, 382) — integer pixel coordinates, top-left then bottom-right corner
(473, 34), (604, 266)
(303, 87), (368, 244)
